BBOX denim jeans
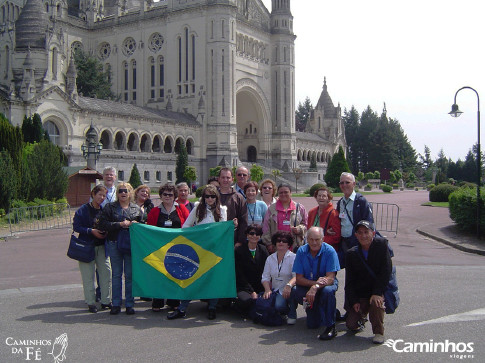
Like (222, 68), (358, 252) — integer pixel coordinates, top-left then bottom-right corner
(273, 291), (295, 317)
(289, 278), (338, 328)
(107, 240), (134, 308)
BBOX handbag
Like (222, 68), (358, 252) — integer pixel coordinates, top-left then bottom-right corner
(249, 292), (284, 326)
(356, 249), (399, 314)
(117, 228), (131, 255)
(67, 233), (95, 263)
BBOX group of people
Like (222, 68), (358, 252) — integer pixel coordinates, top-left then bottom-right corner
(72, 166), (393, 344)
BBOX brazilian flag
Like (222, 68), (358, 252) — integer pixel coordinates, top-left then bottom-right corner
(131, 221), (236, 300)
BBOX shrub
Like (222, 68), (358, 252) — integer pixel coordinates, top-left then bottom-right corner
(449, 187), (485, 233)
(365, 183), (372, 189)
(458, 181), (476, 189)
(429, 184), (459, 202)
(303, 188), (311, 195)
(380, 184), (386, 190)
(426, 183), (435, 191)
(309, 183), (326, 197)
(392, 183), (398, 189)
(195, 186), (205, 198)
(382, 185), (392, 193)
(406, 183), (415, 189)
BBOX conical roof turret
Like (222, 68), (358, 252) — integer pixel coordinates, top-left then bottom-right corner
(15, 0), (49, 50)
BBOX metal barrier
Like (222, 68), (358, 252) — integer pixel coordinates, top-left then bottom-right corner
(369, 202), (400, 237)
(7, 203), (72, 235)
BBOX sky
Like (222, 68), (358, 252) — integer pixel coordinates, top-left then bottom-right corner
(261, 0), (484, 161)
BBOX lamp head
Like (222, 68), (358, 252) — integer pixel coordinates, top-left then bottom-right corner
(449, 104), (463, 118)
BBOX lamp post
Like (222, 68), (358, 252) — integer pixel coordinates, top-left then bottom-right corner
(449, 86), (481, 238)
(81, 125), (103, 170)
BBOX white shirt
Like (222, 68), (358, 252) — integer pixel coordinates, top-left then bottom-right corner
(261, 250), (296, 294)
(183, 202), (227, 227)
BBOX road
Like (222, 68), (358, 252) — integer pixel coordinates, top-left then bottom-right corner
(0, 190), (484, 362)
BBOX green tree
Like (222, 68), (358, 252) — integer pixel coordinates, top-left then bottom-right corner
(209, 166), (222, 177)
(295, 97), (313, 132)
(356, 171), (364, 182)
(324, 145), (350, 188)
(0, 114), (23, 200)
(128, 163), (142, 189)
(23, 140), (68, 200)
(183, 166), (197, 188)
(0, 151), (18, 211)
(74, 50), (117, 100)
(343, 106), (361, 173)
(175, 144), (189, 184)
(271, 169), (281, 184)
(250, 164), (264, 183)
(21, 113), (44, 143)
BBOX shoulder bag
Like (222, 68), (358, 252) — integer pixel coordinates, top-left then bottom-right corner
(67, 232), (95, 263)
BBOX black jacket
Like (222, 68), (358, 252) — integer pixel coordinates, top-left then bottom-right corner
(344, 236), (392, 308)
(98, 201), (142, 241)
(234, 243), (269, 294)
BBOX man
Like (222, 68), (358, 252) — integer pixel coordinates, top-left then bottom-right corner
(337, 172), (374, 258)
(175, 182), (194, 212)
(100, 166), (117, 208)
(234, 166), (250, 198)
(218, 167), (248, 247)
(345, 220), (392, 344)
(289, 227), (340, 340)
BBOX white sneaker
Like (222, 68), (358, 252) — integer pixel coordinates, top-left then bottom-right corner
(287, 318), (297, 325)
(373, 334), (385, 344)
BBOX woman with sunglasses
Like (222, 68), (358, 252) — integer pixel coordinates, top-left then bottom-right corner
(261, 231), (297, 323)
(98, 182), (142, 315)
(244, 181), (268, 226)
(258, 179), (277, 207)
(234, 224), (269, 314)
(167, 184), (228, 320)
(146, 183), (190, 312)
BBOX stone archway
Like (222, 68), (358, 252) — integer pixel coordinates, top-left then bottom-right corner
(247, 145), (257, 162)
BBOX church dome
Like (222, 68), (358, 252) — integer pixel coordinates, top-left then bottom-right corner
(15, 0), (50, 50)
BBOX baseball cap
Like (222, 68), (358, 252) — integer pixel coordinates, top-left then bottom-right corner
(355, 220), (375, 231)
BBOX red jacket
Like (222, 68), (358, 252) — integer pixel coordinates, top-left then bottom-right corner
(307, 202), (341, 248)
(146, 204), (189, 227)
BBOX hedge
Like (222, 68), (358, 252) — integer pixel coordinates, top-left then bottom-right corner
(382, 185), (392, 193)
(429, 184), (458, 202)
(449, 187), (485, 233)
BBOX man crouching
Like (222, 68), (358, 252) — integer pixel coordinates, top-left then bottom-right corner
(345, 220), (392, 344)
(289, 226), (340, 340)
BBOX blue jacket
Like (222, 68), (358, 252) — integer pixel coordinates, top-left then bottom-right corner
(72, 203), (105, 246)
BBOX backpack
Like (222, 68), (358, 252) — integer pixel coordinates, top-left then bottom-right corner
(249, 292), (284, 326)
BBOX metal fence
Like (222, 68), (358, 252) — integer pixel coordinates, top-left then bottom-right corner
(7, 203), (72, 236)
(369, 202), (400, 237)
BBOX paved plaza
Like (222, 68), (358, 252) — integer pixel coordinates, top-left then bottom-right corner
(1, 190), (484, 362)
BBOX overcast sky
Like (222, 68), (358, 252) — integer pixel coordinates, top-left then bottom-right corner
(261, 0), (484, 161)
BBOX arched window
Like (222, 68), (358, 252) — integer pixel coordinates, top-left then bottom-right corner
(247, 146), (257, 162)
(152, 135), (161, 152)
(44, 121), (60, 145)
(114, 132), (124, 150)
(140, 134), (149, 152)
(127, 133), (137, 151)
(186, 138), (193, 155)
(164, 137), (172, 153)
(100, 130), (111, 149)
(174, 137), (183, 153)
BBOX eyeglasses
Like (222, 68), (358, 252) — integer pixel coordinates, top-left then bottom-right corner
(118, 189), (128, 194)
(276, 238), (287, 243)
(262, 186), (273, 190)
(237, 173), (248, 177)
(204, 194), (217, 199)
(248, 231), (261, 236)
(162, 193), (174, 197)
(339, 181), (352, 185)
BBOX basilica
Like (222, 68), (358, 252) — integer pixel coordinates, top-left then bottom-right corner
(0, 0), (345, 187)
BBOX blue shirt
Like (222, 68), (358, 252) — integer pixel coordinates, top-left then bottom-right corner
(293, 243), (340, 280)
(246, 200), (268, 225)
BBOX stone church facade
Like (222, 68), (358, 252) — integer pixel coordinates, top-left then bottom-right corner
(0, 0), (345, 187)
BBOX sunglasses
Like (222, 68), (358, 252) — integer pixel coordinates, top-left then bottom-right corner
(262, 186), (273, 190)
(248, 231), (261, 236)
(162, 193), (174, 197)
(118, 189), (128, 194)
(237, 173), (248, 177)
(204, 194), (217, 199)
(339, 181), (352, 185)
(276, 238), (287, 243)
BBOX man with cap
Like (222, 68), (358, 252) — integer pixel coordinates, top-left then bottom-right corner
(344, 220), (392, 344)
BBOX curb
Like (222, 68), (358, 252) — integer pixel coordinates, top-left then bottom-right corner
(416, 228), (485, 256)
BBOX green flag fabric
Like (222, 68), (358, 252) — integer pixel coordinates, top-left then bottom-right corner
(130, 221), (236, 300)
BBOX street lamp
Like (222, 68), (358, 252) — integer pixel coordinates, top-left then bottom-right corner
(81, 124), (103, 170)
(449, 86), (481, 238)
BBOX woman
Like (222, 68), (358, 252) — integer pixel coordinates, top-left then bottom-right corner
(98, 182), (142, 315)
(134, 184), (153, 221)
(72, 185), (111, 313)
(234, 224), (269, 313)
(175, 182), (195, 212)
(245, 181), (268, 226)
(307, 187), (341, 250)
(262, 183), (308, 253)
(258, 178), (277, 207)
(146, 184), (189, 311)
(168, 184), (228, 320)
(261, 231), (297, 323)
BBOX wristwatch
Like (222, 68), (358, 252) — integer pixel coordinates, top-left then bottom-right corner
(314, 283), (321, 289)
(286, 283), (292, 288)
